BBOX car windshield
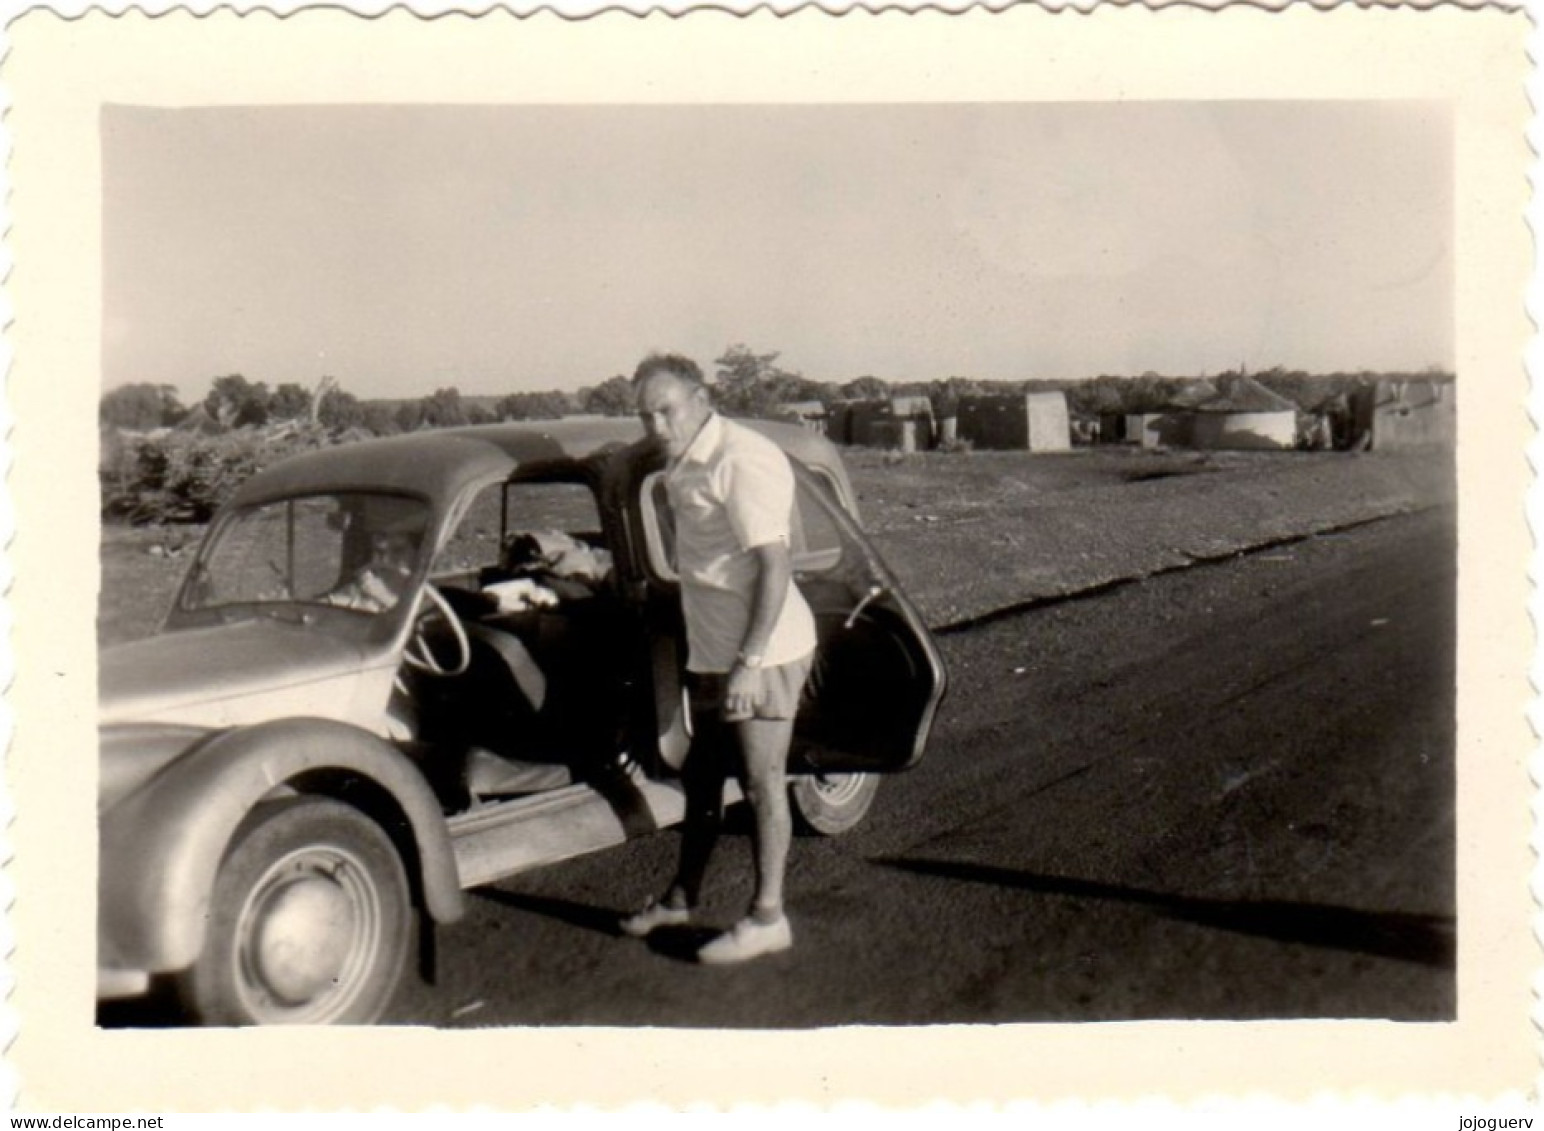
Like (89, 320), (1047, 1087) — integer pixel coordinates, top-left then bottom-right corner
(180, 493), (432, 617)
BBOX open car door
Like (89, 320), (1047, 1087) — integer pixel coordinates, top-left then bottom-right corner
(786, 463), (947, 775)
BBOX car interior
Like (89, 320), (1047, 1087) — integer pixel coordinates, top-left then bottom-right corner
(403, 478), (646, 811)
(393, 462), (937, 811)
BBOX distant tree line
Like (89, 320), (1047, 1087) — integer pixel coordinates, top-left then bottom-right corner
(99, 352), (1455, 525)
(1045, 367), (1455, 418)
(102, 373), (652, 434)
(102, 355), (1458, 438)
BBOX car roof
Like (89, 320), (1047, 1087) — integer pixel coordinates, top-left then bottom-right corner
(226, 415), (854, 511)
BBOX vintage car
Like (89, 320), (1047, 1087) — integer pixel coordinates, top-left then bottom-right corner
(98, 418), (947, 1025)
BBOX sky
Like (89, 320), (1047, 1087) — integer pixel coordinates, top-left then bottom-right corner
(102, 101), (1452, 402)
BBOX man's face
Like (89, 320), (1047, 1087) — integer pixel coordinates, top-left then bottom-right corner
(369, 530), (417, 574)
(637, 372), (711, 460)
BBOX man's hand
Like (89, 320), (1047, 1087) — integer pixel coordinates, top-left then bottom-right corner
(726, 540), (793, 719)
(725, 662), (759, 720)
(356, 569), (399, 610)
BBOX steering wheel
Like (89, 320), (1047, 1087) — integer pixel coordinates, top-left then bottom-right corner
(404, 585), (471, 676)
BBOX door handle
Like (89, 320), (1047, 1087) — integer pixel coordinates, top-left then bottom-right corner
(843, 584), (885, 629)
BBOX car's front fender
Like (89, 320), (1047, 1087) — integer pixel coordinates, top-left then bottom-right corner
(100, 716), (465, 977)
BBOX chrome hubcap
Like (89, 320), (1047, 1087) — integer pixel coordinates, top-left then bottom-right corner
(252, 876), (356, 1003)
(235, 846), (381, 1023)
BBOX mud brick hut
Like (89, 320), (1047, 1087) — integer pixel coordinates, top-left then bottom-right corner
(1126, 410), (1195, 449)
(826, 401), (854, 445)
(1348, 379), (1455, 450)
(839, 399), (889, 448)
(1122, 380), (1216, 449)
(1097, 413), (1129, 443)
(957, 391), (1071, 451)
(888, 394), (937, 452)
(1190, 375), (1298, 451)
(836, 395), (935, 452)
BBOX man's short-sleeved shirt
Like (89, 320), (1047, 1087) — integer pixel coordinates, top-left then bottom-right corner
(665, 413), (817, 673)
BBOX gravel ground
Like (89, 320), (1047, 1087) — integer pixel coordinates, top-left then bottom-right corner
(845, 446), (1455, 628)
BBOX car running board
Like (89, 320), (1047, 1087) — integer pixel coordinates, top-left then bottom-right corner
(448, 765), (745, 889)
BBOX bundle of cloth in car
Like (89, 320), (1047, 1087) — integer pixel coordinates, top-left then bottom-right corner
(482, 530), (614, 613)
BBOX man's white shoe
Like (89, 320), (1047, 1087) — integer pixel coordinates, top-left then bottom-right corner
(620, 899), (693, 938)
(697, 915), (793, 964)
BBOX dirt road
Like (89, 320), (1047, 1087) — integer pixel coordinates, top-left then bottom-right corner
(376, 504), (1454, 1026)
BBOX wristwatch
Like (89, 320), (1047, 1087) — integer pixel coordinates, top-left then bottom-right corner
(736, 650), (766, 669)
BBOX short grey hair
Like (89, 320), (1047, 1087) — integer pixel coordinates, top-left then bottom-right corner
(631, 352), (706, 390)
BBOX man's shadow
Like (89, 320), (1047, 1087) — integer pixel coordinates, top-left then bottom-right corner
(473, 887), (720, 960)
(470, 798), (766, 962)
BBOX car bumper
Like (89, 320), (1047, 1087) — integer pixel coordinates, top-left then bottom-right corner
(97, 967), (151, 1000)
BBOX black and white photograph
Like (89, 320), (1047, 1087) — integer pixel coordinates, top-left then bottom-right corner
(93, 98), (1459, 1030)
(4, 4), (1534, 1111)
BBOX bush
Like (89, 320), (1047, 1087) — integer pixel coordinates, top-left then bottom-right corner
(100, 427), (330, 525)
(100, 382), (186, 431)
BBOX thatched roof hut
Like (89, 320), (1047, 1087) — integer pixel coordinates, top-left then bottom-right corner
(1190, 376), (1297, 450)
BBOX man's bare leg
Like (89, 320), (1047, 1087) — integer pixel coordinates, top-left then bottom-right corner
(735, 716), (794, 922)
(620, 712), (725, 936)
(665, 735), (727, 909)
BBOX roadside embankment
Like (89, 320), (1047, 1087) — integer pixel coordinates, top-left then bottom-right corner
(99, 445), (1455, 647)
(847, 447), (1455, 630)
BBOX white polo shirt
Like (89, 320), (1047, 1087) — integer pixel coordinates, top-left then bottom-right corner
(665, 413), (818, 674)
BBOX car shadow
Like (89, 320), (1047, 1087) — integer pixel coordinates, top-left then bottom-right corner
(96, 977), (187, 1029)
(473, 887), (627, 937)
(874, 856), (1455, 968)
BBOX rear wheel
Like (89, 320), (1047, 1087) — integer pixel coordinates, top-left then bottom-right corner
(789, 772), (880, 836)
(179, 796), (412, 1026)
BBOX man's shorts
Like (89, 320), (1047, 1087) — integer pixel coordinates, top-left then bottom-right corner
(688, 653), (814, 723)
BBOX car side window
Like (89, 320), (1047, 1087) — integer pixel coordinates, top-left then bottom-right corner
(639, 469), (845, 580)
(504, 480), (605, 544)
(791, 472), (845, 572)
(434, 478), (608, 586)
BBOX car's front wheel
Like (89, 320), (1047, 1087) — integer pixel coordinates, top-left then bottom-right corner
(789, 772), (881, 836)
(179, 796), (412, 1026)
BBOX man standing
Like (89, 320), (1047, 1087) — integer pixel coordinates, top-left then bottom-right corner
(622, 352), (817, 964)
